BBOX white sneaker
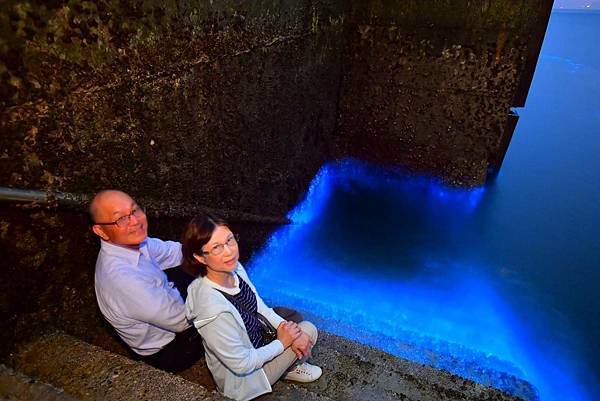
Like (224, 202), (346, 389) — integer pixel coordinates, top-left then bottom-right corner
(284, 362), (322, 383)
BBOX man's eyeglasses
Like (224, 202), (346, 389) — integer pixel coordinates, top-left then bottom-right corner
(94, 207), (145, 229)
(202, 234), (239, 256)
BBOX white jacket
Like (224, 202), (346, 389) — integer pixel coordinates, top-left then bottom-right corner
(185, 263), (285, 401)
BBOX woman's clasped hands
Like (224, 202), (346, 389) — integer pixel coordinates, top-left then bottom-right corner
(277, 321), (314, 359)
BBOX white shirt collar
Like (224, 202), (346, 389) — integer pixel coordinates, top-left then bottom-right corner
(99, 239), (148, 266)
(204, 273), (241, 295)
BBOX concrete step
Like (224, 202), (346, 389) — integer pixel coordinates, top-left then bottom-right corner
(0, 364), (77, 401)
(11, 332), (226, 401)
(307, 332), (529, 401)
(9, 330), (527, 401)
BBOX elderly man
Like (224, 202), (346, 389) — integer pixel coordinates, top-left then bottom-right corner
(90, 189), (204, 372)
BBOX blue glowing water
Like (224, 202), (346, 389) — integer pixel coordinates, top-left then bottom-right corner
(248, 11), (600, 401)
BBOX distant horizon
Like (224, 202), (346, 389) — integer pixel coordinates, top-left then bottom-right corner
(553, 0), (600, 10)
(553, 7), (600, 11)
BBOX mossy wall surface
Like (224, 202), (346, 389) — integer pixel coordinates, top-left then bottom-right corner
(1, 0), (344, 218)
(0, 0), (552, 209)
(337, 0), (552, 185)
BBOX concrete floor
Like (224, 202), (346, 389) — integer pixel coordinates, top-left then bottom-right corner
(3, 330), (531, 401)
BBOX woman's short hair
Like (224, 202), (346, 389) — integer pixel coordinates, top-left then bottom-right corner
(181, 212), (228, 277)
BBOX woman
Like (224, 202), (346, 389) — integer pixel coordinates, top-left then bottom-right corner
(182, 213), (322, 401)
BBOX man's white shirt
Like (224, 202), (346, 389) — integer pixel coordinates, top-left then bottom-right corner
(94, 237), (190, 355)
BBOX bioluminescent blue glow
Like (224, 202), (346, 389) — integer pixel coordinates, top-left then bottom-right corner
(249, 159), (592, 401)
(247, 10), (600, 401)
(288, 160), (485, 225)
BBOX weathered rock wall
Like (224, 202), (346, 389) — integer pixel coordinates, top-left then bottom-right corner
(336, 0), (552, 186)
(1, 0), (344, 217)
(0, 1), (553, 209)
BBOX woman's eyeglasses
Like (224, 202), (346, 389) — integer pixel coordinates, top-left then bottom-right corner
(203, 234), (239, 256)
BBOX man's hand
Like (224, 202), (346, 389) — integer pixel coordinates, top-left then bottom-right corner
(291, 331), (314, 359)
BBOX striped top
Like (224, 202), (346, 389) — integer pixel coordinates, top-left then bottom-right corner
(219, 276), (266, 348)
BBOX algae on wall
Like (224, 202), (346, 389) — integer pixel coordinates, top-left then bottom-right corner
(336, 0), (553, 186)
(1, 0), (344, 218)
(1, 0), (552, 211)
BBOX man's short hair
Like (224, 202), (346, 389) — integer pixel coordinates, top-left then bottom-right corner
(88, 189), (123, 227)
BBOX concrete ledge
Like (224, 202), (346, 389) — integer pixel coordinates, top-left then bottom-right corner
(305, 332), (527, 401)
(12, 332), (226, 401)
(9, 330), (528, 401)
(0, 364), (77, 401)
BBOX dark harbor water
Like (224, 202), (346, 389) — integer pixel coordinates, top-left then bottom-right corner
(248, 11), (600, 401)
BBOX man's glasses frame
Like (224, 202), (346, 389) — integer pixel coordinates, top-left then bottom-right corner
(94, 206), (145, 229)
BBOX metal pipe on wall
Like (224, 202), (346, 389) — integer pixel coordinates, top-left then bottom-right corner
(0, 187), (87, 206)
(0, 186), (289, 225)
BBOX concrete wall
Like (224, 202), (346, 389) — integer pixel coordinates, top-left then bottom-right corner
(1, 0), (344, 218)
(336, 0), (553, 186)
(0, 0), (553, 209)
